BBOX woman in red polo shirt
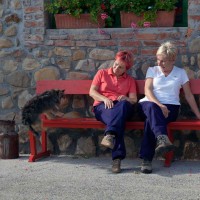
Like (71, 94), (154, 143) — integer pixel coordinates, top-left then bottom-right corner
(89, 51), (137, 173)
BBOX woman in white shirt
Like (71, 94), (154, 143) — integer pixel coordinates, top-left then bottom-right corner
(139, 41), (200, 174)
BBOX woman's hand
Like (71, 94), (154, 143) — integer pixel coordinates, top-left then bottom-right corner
(117, 95), (127, 101)
(103, 98), (114, 109)
(117, 94), (137, 104)
(54, 111), (65, 118)
(160, 104), (170, 118)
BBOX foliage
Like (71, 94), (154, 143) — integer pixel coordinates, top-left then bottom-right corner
(110, 0), (154, 16)
(154, 0), (178, 11)
(45, 0), (178, 28)
(45, 0), (113, 27)
(110, 0), (178, 27)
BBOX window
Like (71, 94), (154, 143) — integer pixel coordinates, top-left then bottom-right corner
(174, 0), (188, 27)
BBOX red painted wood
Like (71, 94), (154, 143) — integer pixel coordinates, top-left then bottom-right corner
(36, 80), (145, 94)
(42, 117), (145, 129)
(36, 80), (92, 94)
(28, 130), (51, 162)
(168, 120), (200, 129)
(36, 79), (200, 95)
(28, 130), (37, 156)
(28, 151), (51, 162)
(189, 79), (200, 94)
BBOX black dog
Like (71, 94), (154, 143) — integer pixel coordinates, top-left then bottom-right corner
(22, 89), (65, 136)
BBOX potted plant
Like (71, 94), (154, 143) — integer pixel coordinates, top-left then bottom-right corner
(153, 0), (178, 27)
(45, 0), (113, 29)
(110, 0), (178, 27)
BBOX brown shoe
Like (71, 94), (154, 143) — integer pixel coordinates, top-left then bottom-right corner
(155, 135), (175, 157)
(101, 134), (115, 149)
(112, 159), (121, 173)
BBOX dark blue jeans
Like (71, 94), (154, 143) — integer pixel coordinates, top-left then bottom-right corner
(94, 100), (134, 160)
(139, 101), (180, 161)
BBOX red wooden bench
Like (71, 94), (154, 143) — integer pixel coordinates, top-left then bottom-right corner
(28, 79), (200, 167)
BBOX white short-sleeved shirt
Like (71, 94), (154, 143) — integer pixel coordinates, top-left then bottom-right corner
(139, 66), (189, 105)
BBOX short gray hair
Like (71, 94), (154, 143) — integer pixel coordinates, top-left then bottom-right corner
(156, 41), (178, 61)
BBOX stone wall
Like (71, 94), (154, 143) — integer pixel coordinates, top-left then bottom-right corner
(0, 0), (200, 159)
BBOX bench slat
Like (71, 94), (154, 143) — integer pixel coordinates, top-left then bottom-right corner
(42, 118), (200, 130)
(36, 80), (145, 94)
(36, 80), (92, 94)
(189, 79), (200, 94)
(168, 120), (200, 129)
(36, 79), (200, 95)
(42, 117), (145, 129)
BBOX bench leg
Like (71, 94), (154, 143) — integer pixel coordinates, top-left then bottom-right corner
(164, 151), (174, 167)
(28, 130), (51, 162)
(164, 128), (174, 167)
(41, 130), (47, 152)
(28, 130), (37, 162)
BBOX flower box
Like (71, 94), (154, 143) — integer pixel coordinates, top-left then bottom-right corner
(120, 10), (176, 28)
(55, 14), (105, 29)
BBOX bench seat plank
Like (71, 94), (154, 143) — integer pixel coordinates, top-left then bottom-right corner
(42, 117), (145, 129)
(168, 120), (200, 129)
(42, 118), (200, 130)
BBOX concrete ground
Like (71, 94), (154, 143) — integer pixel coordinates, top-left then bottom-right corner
(0, 155), (200, 200)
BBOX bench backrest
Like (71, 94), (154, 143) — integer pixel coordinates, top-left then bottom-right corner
(36, 79), (200, 95)
(36, 80), (145, 94)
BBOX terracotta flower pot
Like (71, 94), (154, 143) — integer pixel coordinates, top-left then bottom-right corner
(155, 10), (176, 27)
(55, 14), (105, 29)
(120, 11), (142, 28)
(120, 10), (176, 28)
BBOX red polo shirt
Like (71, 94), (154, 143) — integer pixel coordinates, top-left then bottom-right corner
(91, 68), (136, 106)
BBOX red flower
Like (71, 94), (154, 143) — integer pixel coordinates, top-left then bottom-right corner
(143, 21), (151, 27)
(101, 13), (108, 20)
(131, 22), (137, 28)
(101, 3), (106, 10)
(98, 28), (106, 35)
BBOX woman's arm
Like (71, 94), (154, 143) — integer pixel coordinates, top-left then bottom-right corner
(117, 93), (137, 104)
(89, 84), (114, 109)
(145, 78), (161, 106)
(145, 78), (170, 118)
(89, 85), (105, 102)
(182, 81), (200, 119)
